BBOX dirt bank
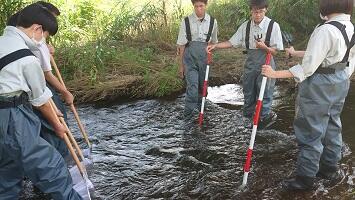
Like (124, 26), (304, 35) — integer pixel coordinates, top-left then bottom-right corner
(66, 48), (354, 104)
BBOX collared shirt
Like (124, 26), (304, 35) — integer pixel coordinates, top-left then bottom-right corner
(289, 14), (355, 82)
(36, 43), (52, 72)
(177, 12), (218, 45)
(0, 26), (52, 106)
(229, 16), (284, 50)
(8, 24), (52, 72)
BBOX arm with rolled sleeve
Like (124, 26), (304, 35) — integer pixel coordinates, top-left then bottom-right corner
(176, 19), (187, 78)
(289, 27), (331, 82)
(38, 43), (52, 72)
(177, 20), (188, 46)
(229, 23), (245, 48)
(23, 59), (67, 138)
(22, 59), (52, 106)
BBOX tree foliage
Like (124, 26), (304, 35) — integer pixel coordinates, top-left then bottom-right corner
(0, 0), (25, 34)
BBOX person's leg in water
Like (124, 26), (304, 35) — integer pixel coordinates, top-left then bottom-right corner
(0, 103), (82, 199)
(183, 42), (207, 121)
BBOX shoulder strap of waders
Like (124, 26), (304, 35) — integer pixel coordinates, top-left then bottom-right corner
(185, 16), (192, 42)
(265, 19), (275, 47)
(326, 21), (354, 63)
(206, 16), (215, 42)
(0, 49), (34, 71)
(245, 20), (251, 49)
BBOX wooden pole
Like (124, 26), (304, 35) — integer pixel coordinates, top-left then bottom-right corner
(48, 99), (85, 176)
(50, 56), (91, 148)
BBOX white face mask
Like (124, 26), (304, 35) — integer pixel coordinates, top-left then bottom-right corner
(31, 28), (45, 46)
(320, 13), (328, 21)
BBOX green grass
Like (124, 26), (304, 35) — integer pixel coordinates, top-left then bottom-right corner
(3, 0), (353, 101)
(56, 38), (184, 101)
(145, 64), (184, 97)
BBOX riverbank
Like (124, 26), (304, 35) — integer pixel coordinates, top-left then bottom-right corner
(60, 45), (354, 104)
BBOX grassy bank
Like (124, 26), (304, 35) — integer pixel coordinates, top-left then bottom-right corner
(1, 0), (354, 103)
(46, 0), (323, 103)
(59, 43), (304, 104)
(55, 40), (184, 103)
(57, 41), (246, 103)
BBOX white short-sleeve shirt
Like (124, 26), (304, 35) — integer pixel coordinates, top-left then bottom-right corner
(289, 14), (355, 82)
(177, 12), (218, 45)
(229, 16), (284, 50)
(37, 43), (52, 72)
(0, 26), (52, 106)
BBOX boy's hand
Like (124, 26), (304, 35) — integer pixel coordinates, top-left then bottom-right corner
(256, 41), (267, 50)
(178, 65), (185, 79)
(206, 44), (217, 53)
(55, 108), (63, 117)
(62, 90), (74, 105)
(261, 65), (276, 78)
(285, 47), (295, 57)
(53, 123), (67, 139)
(176, 47), (181, 56)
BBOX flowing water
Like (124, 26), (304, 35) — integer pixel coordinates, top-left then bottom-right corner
(21, 83), (355, 200)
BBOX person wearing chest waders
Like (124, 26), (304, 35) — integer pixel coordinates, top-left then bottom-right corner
(0, 4), (82, 200)
(176, 0), (218, 121)
(207, 0), (283, 129)
(6, 1), (72, 161)
(262, 0), (355, 191)
(285, 14), (355, 80)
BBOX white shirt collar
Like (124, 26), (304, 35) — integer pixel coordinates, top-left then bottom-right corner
(3, 26), (39, 51)
(192, 12), (210, 22)
(327, 14), (351, 22)
(251, 16), (269, 29)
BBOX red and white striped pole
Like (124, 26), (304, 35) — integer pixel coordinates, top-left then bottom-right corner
(198, 52), (212, 126)
(241, 51), (272, 187)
